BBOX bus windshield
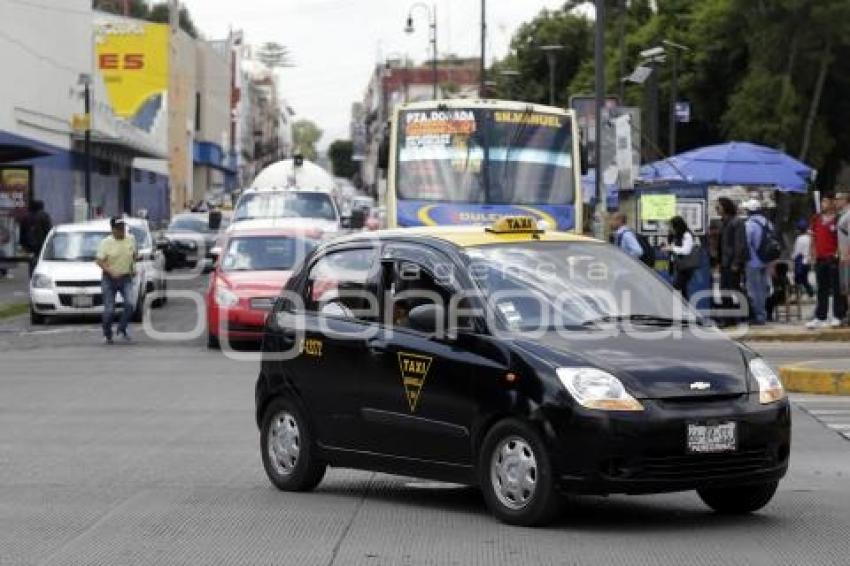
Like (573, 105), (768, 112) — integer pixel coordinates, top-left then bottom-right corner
(396, 108), (575, 205)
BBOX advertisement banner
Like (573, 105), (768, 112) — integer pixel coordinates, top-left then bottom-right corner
(0, 168), (31, 259)
(95, 21), (169, 121)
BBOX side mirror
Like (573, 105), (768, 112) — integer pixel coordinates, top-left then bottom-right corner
(407, 303), (444, 334)
(340, 216), (352, 229)
(350, 207), (367, 230)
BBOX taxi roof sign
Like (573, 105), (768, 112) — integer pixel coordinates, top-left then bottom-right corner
(486, 216), (544, 234)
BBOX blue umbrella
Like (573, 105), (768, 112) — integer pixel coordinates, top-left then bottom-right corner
(639, 141), (813, 193)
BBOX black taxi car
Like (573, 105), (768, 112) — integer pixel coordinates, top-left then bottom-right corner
(255, 218), (790, 526)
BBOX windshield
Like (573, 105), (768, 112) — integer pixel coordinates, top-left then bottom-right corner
(168, 216), (209, 232)
(396, 108), (575, 205)
(221, 236), (317, 272)
(467, 242), (696, 330)
(43, 231), (109, 261)
(234, 192), (338, 222)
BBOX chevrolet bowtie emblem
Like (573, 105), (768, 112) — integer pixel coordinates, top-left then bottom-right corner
(690, 381), (711, 390)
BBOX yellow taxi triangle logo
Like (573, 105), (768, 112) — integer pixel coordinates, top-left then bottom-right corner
(397, 352), (433, 412)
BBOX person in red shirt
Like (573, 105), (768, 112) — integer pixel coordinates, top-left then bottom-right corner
(807, 195), (847, 328)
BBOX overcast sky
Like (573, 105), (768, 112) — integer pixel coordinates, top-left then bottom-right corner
(181, 0), (571, 150)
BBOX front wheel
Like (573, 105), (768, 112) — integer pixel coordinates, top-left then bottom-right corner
(697, 481), (779, 515)
(479, 418), (561, 526)
(29, 308), (45, 325)
(260, 397), (326, 491)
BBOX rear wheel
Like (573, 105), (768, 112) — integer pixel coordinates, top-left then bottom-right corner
(260, 397), (326, 491)
(697, 481), (779, 514)
(479, 418), (561, 526)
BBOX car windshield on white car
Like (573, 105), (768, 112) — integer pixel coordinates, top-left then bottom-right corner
(234, 192), (337, 222)
(466, 241), (699, 330)
(221, 236), (316, 272)
(42, 231), (109, 261)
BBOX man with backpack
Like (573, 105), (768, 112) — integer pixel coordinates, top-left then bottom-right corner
(610, 212), (654, 267)
(807, 194), (847, 328)
(715, 197), (748, 326)
(742, 199), (780, 326)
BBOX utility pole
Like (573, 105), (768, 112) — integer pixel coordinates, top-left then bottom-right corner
(78, 73), (92, 220)
(663, 40), (690, 156)
(480, 0), (486, 97)
(594, 0), (605, 214)
(540, 45), (564, 106)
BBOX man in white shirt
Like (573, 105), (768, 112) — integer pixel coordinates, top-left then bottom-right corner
(792, 219), (814, 297)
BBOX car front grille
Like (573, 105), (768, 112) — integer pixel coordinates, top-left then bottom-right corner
(55, 280), (102, 288)
(58, 294), (104, 307)
(626, 449), (776, 481)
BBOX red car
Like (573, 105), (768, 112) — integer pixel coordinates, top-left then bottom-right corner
(206, 228), (319, 347)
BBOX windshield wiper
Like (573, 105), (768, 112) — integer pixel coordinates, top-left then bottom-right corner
(582, 314), (698, 327)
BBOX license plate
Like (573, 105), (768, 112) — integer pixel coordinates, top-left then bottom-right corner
(72, 295), (93, 308)
(687, 422), (737, 453)
(250, 298), (274, 311)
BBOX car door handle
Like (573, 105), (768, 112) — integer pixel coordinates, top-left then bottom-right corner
(367, 339), (388, 356)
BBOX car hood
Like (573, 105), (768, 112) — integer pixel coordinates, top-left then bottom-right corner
(512, 329), (750, 399)
(228, 217), (339, 234)
(218, 270), (291, 295)
(35, 260), (103, 282)
(164, 231), (218, 245)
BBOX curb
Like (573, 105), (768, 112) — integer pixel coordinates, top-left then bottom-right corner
(732, 329), (850, 343)
(779, 364), (850, 395)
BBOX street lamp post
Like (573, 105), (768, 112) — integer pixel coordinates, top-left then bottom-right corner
(594, 0), (605, 217)
(78, 73), (92, 220)
(499, 69), (520, 101)
(480, 0), (486, 97)
(539, 45), (564, 106)
(663, 40), (690, 156)
(405, 3), (438, 100)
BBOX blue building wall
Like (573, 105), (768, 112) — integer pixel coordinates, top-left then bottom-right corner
(2, 130), (170, 226)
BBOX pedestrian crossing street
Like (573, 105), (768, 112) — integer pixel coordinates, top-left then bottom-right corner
(793, 394), (850, 441)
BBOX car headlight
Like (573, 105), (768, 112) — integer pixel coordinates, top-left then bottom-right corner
(749, 358), (785, 404)
(31, 274), (52, 289)
(214, 285), (239, 307)
(556, 367), (644, 411)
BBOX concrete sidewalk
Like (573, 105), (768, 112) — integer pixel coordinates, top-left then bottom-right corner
(781, 360), (850, 395)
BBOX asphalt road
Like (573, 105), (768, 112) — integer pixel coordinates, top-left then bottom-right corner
(1, 272), (849, 565)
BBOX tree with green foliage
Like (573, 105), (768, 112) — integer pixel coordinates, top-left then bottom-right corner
(256, 42), (294, 69)
(494, 0), (850, 189)
(92, 0), (198, 37)
(292, 120), (323, 162)
(328, 140), (357, 179)
(490, 8), (593, 107)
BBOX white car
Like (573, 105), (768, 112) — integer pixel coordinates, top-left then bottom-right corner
(231, 187), (342, 238)
(29, 218), (166, 325)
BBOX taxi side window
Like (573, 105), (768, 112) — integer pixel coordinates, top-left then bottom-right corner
(384, 261), (453, 331)
(305, 248), (379, 321)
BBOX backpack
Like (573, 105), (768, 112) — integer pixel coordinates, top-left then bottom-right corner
(618, 228), (655, 267)
(750, 217), (782, 263)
